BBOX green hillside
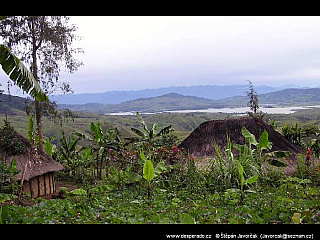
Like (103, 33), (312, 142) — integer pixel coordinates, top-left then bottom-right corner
(58, 88), (320, 114)
(0, 94), (27, 115)
(2, 88), (320, 146)
(59, 93), (225, 114)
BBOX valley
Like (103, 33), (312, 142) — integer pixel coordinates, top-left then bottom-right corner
(2, 16), (320, 228)
(56, 87), (320, 114)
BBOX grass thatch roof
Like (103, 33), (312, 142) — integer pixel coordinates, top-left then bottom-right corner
(180, 116), (303, 157)
(1, 133), (63, 181)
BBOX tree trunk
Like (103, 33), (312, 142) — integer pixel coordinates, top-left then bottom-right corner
(31, 18), (44, 152)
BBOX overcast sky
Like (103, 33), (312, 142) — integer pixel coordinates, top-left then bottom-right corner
(2, 16), (320, 95)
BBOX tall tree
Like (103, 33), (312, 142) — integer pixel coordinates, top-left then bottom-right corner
(0, 16), (83, 150)
(246, 80), (259, 116)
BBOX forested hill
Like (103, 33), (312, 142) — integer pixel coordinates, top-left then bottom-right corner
(0, 94), (27, 115)
(58, 93), (225, 114)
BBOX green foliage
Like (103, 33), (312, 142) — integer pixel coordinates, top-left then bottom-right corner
(1, 111), (320, 225)
(208, 126), (293, 194)
(143, 160), (155, 182)
(0, 157), (19, 194)
(0, 44), (48, 101)
(1, 181), (319, 224)
(281, 123), (303, 146)
(128, 112), (174, 148)
(0, 119), (26, 156)
(44, 137), (53, 157)
(241, 127), (291, 170)
(241, 127), (258, 147)
(246, 80), (260, 117)
(27, 114), (34, 143)
(236, 161), (258, 202)
(179, 213), (196, 224)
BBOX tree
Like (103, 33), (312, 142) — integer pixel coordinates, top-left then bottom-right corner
(0, 16), (83, 150)
(246, 80), (259, 117)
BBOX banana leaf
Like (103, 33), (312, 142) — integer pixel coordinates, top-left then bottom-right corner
(265, 151), (292, 167)
(0, 44), (48, 101)
(241, 127), (258, 146)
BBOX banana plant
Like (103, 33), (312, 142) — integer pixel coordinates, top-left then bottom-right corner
(237, 161), (258, 202)
(143, 159), (155, 201)
(0, 44), (47, 102)
(128, 112), (173, 147)
(240, 127), (291, 168)
(84, 122), (124, 179)
(124, 151), (179, 203)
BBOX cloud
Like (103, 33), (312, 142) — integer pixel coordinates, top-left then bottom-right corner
(3, 16), (320, 94)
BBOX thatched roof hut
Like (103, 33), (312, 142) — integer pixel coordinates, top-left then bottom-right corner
(179, 117), (303, 174)
(180, 117), (302, 156)
(1, 133), (63, 198)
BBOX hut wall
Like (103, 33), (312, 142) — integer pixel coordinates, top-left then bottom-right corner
(39, 175), (45, 196)
(44, 174), (51, 194)
(30, 177), (39, 198)
(22, 180), (31, 196)
(22, 172), (56, 198)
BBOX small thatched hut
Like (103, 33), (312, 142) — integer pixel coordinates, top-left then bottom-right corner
(179, 117), (303, 174)
(1, 133), (63, 198)
(180, 116), (303, 156)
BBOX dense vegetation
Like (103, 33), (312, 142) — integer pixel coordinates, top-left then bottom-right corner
(1, 111), (320, 224)
(2, 16), (318, 227)
(0, 16), (320, 229)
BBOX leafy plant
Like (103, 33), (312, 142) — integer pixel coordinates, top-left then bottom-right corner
(179, 213), (196, 224)
(0, 119), (26, 156)
(143, 159), (155, 201)
(0, 44), (47, 101)
(281, 123), (303, 147)
(124, 150), (178, 204)
(236, 161), (258, 202)
(128, 112), (174, 148)
(88, 122), (123, 179)
(0, 157), (19, 194)
(240, 127), (291, 171)
(56, 131), (82, 176)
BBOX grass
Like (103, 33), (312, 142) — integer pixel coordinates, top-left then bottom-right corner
(2, 104), (320, 145)
(0, 111), (227, 145)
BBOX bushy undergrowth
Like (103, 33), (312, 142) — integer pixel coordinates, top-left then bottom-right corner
(1, 181), (319, 224)
(1, 118), (320, 224)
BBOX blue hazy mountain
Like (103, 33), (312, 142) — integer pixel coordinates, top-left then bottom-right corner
(51, 84), (301, 105)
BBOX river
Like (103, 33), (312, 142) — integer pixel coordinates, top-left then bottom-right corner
(107, 105), (320, 116)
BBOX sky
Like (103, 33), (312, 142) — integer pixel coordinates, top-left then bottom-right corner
(1, 16), (320, 95)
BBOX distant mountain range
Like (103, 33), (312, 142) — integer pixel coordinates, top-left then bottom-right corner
(58, 93), (225, 114)
(50, 84), (303, 105)
(2, 85), (320, 116)
(57, 87), (320, 114)
(215, 87), (320, 107)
